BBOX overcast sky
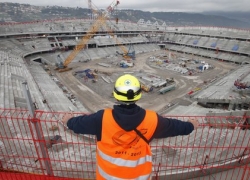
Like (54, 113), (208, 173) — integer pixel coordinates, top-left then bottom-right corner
(2, 0), (250, 12)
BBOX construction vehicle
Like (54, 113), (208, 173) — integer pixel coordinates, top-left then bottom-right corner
(119, 60), (134, 68)
(139, 80), (153, 92)
(233, 70), (250, 89)
(116, 43), (136, 61)
(234, 80), (250, 89)
(55, 54), (72, 72)
(75, 69), (98, 80)
(126, 44), (136, 60)
(166, 77), (174, 83)
(159, 84), (176, 94)
(83, 69), (94, 79)
(55, 0), (120, 72)
(141, 84), (153, 92)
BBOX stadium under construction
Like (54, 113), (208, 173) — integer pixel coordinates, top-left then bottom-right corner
(0, 2), (250, 179)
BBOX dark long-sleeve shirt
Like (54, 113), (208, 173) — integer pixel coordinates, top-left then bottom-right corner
(67, 104), (194, 142)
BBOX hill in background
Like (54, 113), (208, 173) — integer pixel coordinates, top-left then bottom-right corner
(1, 2), (250, 28)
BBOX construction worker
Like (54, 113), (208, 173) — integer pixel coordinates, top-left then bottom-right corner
(62, 74), (199, 180)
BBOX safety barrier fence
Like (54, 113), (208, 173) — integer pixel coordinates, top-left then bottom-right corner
(0, 108), (249, 180)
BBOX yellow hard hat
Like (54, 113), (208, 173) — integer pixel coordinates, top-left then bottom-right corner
(113, 74), (141, 102)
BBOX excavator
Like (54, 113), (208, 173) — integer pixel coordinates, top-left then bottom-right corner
(55, 0), (120, 72)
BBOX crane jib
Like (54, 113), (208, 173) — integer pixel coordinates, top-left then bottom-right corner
(57, 0), (120, 72)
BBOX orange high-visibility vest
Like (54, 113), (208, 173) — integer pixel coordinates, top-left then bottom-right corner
(96, 109), (158, 180)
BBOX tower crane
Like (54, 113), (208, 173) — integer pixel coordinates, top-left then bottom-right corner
(87, 0), (135, 62)
(88, 0), (92, 19)
(88, 1), (135, 65)
(56, 0), (120, 72)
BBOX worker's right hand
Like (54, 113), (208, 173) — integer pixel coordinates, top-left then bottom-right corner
(188, 119), (199, 129)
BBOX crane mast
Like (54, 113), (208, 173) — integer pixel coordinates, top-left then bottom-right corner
(88, 0), (92, 19)
(57, 0), (120, 72)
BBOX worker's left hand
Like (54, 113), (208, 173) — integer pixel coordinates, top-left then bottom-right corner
(61, 113), (74, 126)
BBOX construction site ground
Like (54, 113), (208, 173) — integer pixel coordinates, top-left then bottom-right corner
(55, 50), (238, 114)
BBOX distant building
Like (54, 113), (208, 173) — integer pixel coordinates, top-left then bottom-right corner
(137, 19), (145, 25)
(146, 20), (152, 26)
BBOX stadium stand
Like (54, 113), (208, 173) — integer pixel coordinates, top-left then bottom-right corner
(0, 20), (249, 179)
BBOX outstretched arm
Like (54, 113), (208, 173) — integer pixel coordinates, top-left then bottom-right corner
(60, 110), (104, 138)
(152, 115), (199, 139)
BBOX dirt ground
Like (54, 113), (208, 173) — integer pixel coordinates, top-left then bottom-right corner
(55, 50), (238, 114)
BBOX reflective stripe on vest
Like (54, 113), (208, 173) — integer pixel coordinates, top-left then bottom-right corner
(96, 109), (158, 180)
(97, 146), (152, 167)
(97, 165), (151, 180)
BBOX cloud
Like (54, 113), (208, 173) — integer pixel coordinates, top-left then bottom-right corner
(2, 0), (250, 12)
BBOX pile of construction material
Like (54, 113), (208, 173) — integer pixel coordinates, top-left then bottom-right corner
(137, 73), (176, 94)
(119, 60), (134, 68)
(74, 69), (98, 82)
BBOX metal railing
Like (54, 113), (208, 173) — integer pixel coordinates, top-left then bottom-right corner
(0, 108), (249, 180)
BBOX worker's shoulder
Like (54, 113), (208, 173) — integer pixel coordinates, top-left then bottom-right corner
(145, 109), (157, 114)
(144, 109), (158, 120)
(103, 108), (112, 111)
(95, 109), (105, 115)
(85, 109), (105, 120)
